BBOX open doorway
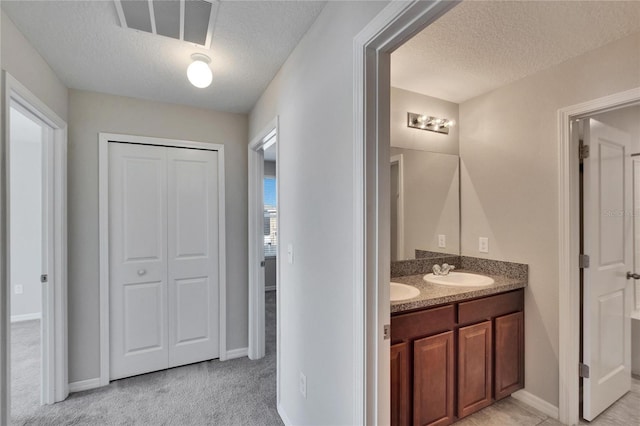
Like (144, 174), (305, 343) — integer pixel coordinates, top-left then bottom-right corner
(2, 72), (68, 424)
(576, 104), (640, 422)
(248, 117), (279, 389)
(9, 100), (49, 421)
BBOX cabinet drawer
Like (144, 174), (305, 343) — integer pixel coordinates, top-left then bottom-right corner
(458, 290), (523, 326)
(391, 305), (455, 343)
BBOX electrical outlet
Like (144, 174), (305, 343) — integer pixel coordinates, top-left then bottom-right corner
(288, 244), (294, 264)
(299, 371), (307, 399)
(15, 284), (23, 295)
(438, 234), (446, 248)
(479, 237), (489, 253)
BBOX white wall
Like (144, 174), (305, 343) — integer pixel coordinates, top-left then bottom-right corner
(9, 106), (43, 320)
(67, 89), (248, 383)
(390, 87), (459, 155)
(1, 11), (68, 121)
(249, 1), (387, 424)
(459, 32), (640, 407)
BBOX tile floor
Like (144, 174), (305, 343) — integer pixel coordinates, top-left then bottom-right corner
(457, 377), (639, 426)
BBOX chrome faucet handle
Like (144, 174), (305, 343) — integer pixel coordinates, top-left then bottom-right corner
(432, 264), (442, 275)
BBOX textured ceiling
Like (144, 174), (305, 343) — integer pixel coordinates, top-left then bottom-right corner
(1, 0), (326, 113)
(391, 1), (640, 104)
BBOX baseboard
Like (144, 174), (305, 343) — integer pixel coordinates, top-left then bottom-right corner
(10, 312), (41, 323)
(69, 378), (101, 393)
(226, 347), (248, 360)
(512, 389), (559, 419)
(265, 286), (276, 292)
(277, 403), (293, 426)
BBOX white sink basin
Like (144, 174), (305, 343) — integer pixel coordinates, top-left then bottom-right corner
(390, 282), (420, 302)
(423, 272), (495, 287)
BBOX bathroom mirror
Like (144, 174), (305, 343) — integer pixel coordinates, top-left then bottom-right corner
(390, 147), (460, 261)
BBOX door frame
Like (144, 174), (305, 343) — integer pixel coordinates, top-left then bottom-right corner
(1, 71), (68, 424)
(247, 117), (278, 377)
(390, 154), (404, 260)
(98, 133), (227, 386)
(557, 87), (640, 425)
(353, 1), (459, 423)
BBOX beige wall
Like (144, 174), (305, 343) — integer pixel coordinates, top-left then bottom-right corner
(1, 10), (68, 121)
(68, 89), (248, 383)
(459, 32), (640, 406)
(249, 1), (388, 423)
(390, 87), (459, 155)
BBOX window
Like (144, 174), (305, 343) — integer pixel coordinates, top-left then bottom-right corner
(264, 177), (277, 257)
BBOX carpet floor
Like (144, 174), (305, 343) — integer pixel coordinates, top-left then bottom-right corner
(11, 319), (41, 423)
(11, 291), (280, 426)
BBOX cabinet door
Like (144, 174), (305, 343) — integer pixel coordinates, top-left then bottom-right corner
(391, 342), (410, 426)
(414, 331), (455, 426)
(494, 311), (524, 400)
(458, 321), (492, 418)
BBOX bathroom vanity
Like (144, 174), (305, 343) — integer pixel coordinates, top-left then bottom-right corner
(390, 267), (527, 426)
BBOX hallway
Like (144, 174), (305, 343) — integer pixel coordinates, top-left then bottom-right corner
(11, 292), (279, 425)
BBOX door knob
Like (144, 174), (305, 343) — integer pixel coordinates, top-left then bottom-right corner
(627, 271), (640, 280)
(137, 269), (147, 276)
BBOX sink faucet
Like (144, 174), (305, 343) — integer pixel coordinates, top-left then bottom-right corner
(433, 263), (455, 276)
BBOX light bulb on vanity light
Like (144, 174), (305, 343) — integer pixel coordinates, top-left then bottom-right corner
(187, 53), (213, 88)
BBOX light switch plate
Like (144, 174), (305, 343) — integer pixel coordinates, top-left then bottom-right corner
(287, 243), (294, 264)
(299, 371), (307, 398)
(438, 234), (446, 248)
(479, 237), (489, 253)
(15, 284), (23, 295)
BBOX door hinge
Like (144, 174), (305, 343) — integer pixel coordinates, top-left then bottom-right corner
(260, 260), (265, 267)
(579, 363), (590, 378)
(579, 142), (590, 160)
(383, 324), (391, 340)
(579, 254), (590, 269)
(40, 274), (48, 283)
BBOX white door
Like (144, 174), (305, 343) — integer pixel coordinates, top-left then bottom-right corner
(109, 143), (169, 380)
(167, 148), (219, 367)
(109, 143), (220, 380)
(583, 118), (634, 420)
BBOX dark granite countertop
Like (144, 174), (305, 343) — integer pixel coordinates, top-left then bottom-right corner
(390, 270), (526, 314)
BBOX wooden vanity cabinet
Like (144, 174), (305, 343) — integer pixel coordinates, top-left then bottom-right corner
(390, 289), (524, 425)
(391, 342), (411, 426)
(457, 321), (492, 418)
(413, 331), (455, 426)
(494, 311), (524, 400)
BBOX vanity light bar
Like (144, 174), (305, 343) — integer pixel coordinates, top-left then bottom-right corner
(407, 112), (455, 135)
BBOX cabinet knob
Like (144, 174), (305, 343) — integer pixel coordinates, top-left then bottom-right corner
(137, 269), (147, 276)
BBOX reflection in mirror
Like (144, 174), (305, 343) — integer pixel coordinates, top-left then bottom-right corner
(390, 147), (460, 261)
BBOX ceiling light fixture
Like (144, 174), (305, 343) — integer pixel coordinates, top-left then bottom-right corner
(187, 53), (213, 88)
(407, 112), (455, 134)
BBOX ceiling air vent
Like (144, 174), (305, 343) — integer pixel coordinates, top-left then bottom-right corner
(114, 0), (219, 49)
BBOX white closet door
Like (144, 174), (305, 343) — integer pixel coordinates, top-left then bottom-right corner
(167, 148), (220, 366)
(109, 143), (169, 380)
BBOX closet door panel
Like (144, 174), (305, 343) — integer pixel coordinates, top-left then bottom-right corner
(109, 142), (169, 380)
(167, 148), (220, 366)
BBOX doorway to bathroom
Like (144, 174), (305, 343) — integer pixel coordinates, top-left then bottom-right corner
(575, 103), (640, 422)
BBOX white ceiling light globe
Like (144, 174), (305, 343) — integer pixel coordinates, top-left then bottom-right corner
(187, 54), (212, 88)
